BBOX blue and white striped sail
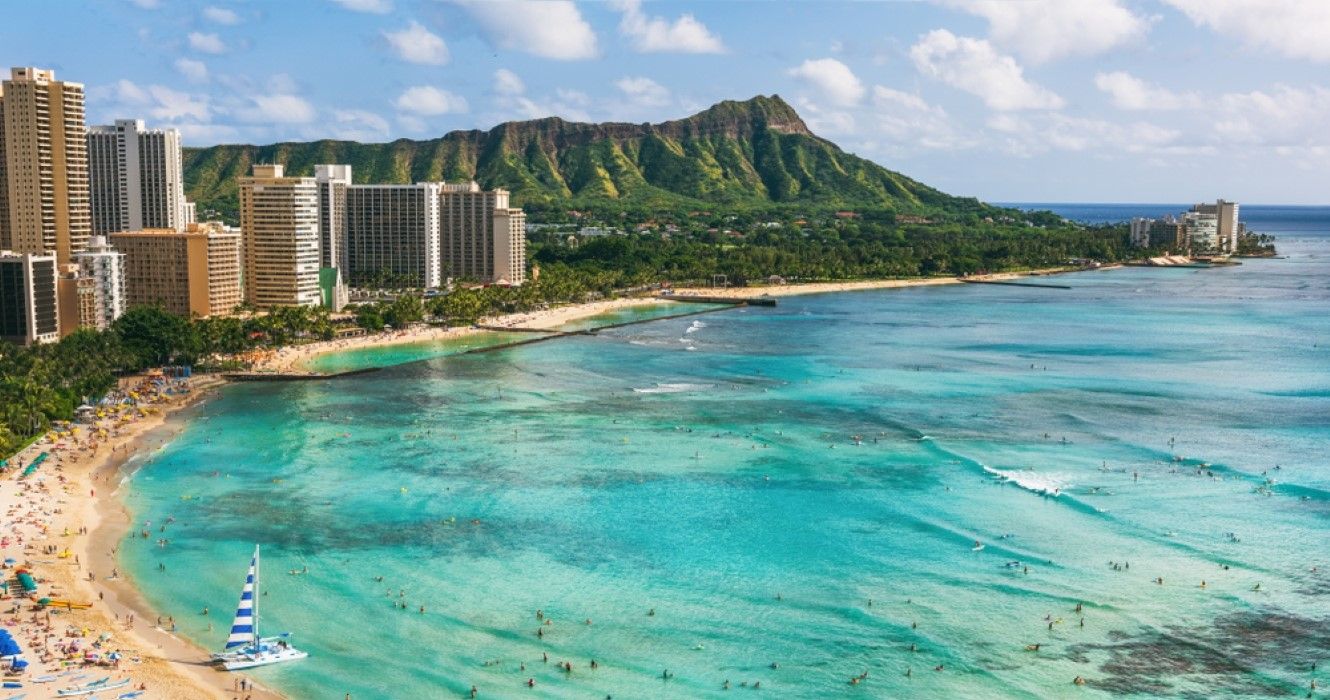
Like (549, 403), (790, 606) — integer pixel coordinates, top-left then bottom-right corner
(224, 546), (259, 650)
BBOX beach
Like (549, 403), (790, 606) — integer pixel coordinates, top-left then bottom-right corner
(1, 374), (281, 699)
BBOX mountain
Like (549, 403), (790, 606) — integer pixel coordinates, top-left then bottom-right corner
(182, 95), (989, 220)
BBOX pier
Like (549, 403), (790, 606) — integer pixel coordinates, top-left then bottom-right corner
(223, 368), (381, 382)
(960, 279), (1072, 290)
(664, 294), (778, 306)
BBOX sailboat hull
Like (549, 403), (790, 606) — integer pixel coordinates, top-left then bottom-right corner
(213, 641), (308, 671)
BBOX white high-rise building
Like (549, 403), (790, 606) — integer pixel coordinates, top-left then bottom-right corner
(87, 119), (190, 235)
(344, 182), (442, 289)
(239, 164), (321, 308)
(71, 235), (125, 329)
(314, 164), (351, 270)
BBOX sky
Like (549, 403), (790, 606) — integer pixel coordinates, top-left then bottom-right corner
(3, 0), (1328, 204)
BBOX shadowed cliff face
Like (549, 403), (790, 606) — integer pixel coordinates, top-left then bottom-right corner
(181, 94), (976, 217)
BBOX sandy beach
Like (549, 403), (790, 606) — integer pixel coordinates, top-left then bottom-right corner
(0, 266), (1111, 699)
(1, 375), (280, 700)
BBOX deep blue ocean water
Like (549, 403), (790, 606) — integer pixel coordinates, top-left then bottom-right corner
(117, 207), (1330, 698)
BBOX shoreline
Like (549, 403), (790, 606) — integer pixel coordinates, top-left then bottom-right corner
(1, 264), (1111, 700)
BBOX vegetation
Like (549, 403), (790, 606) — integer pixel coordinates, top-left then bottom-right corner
(182, 95), (1003, 222)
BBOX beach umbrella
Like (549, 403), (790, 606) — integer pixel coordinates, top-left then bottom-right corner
(0, 635), (20, 657)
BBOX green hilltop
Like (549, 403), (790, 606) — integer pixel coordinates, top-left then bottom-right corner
(182, 95), (995, 221)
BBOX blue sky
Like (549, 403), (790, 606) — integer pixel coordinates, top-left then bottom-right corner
(3, 0), (1328, 203)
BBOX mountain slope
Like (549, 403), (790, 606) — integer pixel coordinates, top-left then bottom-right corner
(182, 95), (988, 219)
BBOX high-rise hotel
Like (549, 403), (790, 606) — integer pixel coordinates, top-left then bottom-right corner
(87, 119), (190, 235)
(0, 67), (91, 266)
(344, 182), (443, 290)
(439, 182), (525, 285)
(239, 164), (321, 307)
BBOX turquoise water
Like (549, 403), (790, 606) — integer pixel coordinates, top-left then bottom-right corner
(119, 237), (1330, 698)
(303, 303), (723, 374)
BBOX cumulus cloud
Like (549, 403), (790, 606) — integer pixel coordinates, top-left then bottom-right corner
(174, 58), (209, 83)
(871, 85), (972, 151)
(453, 0), (597, 60)
(395, 85), (469, 115)
(493, 69), (525, 96)
(1094, 71), (1199, 110)
(109, 79), (211, 122)
(329, 109), (391, 141)
(1215, 84), (1330, 146)
(611, 0), (724, 54)
(941, 0), (1150, 64)
(383, 21), (450, 65)
(247, 94), (317, 124)
(614, 76), (671, 107)
(910, 30), (1064, 110)
(987, 112), (1181, 156)
(188, 32), (226, 54)
(787, 58), (865, 106)
(330, 0), (391, 13)
(202, 6), (241, 25)
(1163, 0), (1330, 62)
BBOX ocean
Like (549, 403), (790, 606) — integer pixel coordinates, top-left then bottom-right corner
(118, 206), (1330, 698)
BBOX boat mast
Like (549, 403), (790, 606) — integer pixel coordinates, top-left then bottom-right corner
(252, 544), (260, 647)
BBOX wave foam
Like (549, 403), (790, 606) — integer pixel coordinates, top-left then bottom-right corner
(984, 466), (1073, 496)
(684, 320), (707, 334)
(632, 382), (716, 394)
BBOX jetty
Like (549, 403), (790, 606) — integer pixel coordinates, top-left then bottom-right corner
(960, 279), (1071, 290)
(222, 368), (380, 382)
(663, 294), (777, 306)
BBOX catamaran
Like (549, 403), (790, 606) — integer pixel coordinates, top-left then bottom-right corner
(211, 545), (308, 671)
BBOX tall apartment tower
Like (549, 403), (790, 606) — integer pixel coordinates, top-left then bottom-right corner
(0, 67), (91, 265)
(71, 235), (126, 330)
(314, 164), (351, 270)
(439, 182), (526, 285)
(87, 119), (189, 235)
(239, 164), (321, 307)
(0, 251), (59, 345)
(344, 183), (442, 290)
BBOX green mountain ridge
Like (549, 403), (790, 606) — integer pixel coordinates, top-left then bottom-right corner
(182, 95), (990, 220)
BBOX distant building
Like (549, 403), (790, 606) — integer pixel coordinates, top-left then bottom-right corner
(71, 235), (125, 330)
(314, 164), (351, 270)
(344, 182), (442, 289)
(1182, 210), (1220, 253)
(110, 222), (242, 317)
(318, 267), (348, 312)
(0, 251), (58, 346)
(439, 182), (526, 285)
(239, 164), (321, 307)
(87, 119), (190, 235)
(1189, 200), (1238, 253)
(1129, 217), (1188, 251)
(56, 264), (95, 337)
(0, 67), (91, 266)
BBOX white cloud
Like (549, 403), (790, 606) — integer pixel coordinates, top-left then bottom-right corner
(793, 98), (855, 135)
(787, 58), (865, 107)
(871, 85), (973, 151)
(986, 112), (1180, 156)
(110, 80), (211, 122)
(202, 6), (241, 25)
(1163, 0), (1330, 62)
(614, 76), (671, 107)
(330, 0), (391, 13)
(383, 21), (450, 66)
(941, 0), (1150, 64)
(174, 58), (209, 83)
(395, 86), (469, 115)
(1215, 85), (1330, 146)
(453, 0), (597, 60)
(910, 30), (1064, 110)
(247, 94), (317, 124)
(188, 31), (226, 54)
(328, 110), (391, 141)
(611, 0), (724, 54)
(493, 69), (525, 96)
(1094, 71), (1198, 110)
